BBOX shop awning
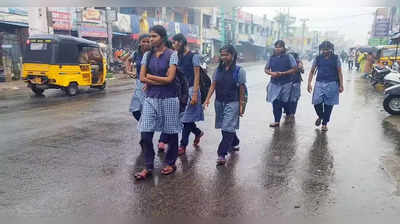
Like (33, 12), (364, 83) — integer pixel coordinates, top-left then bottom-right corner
(0, 20), (28, 27)
(113, 32), (129, 36)
(187, 37), (200, 45)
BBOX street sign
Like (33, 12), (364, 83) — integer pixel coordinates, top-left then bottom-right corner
(107, 9), (117, 22)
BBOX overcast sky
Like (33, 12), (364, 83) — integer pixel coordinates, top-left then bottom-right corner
(243, 7), (378, 45)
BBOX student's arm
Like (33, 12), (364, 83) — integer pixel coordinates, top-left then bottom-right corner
(204, 81), (216, 109)
(146, 65), (177, 84)
(337, 59), (344, 93)
(204, 70), (217, 108)
(146, 51), (178, 84)
(139, 53), (163, 85)
(278, 54), (297, 76)
(307, 58), (318, 93)
(238, 69), (247, 116)
(191, 54), (201, 105)
(264, 58), (278, 77)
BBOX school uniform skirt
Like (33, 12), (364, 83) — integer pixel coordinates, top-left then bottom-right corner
(129, 80), (146, 113)
(288, 82), (301, 103)
(312, 81), (339, 105)
(181, 87), (204, 123)
(214, 100), (240, 133)
(139, 97), (182, 134)
(266, 81), (293, 103)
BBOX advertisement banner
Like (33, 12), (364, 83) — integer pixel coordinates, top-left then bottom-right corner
(112, 13), (132, 33)
(49, 8), (72, 31)
(0, 12), (28, 24)
(82, 8), (102, 24)
(80, 23), (107, 38)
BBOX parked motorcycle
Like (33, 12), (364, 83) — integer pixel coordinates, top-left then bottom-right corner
(383, 84), (400, 115)
(369, 65), (392, 87)
(383, 69), (400, 87)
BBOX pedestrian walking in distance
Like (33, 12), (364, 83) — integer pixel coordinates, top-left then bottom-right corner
(134, 25), (181, 180)
(204, 45), (247, 166)
(307, 41), (344, 132)
(265, 40), (297, 128)
(172, 33), (205, 156)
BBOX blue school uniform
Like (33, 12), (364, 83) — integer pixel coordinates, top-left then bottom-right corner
(129, 52), (146, 113)
(266, 54), (297, 103)
(312, 55), (341, 106)
(138, 49), (182, 134)
(213, 66), (246, 133)
(179, 52), (204, 123)
(288, 61), (302, 103)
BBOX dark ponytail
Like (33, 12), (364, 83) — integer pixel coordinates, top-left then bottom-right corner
(217, 44), (237, 72)
(172, 33), (187, 62)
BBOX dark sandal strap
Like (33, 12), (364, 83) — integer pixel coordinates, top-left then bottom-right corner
(178, 147), (186, 155)
(135, 169), (152, 180)
(161, 165), (176, 175)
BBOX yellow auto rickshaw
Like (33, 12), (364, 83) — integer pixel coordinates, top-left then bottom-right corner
(22, 34), (107, 96)
(376, 45), (400, 67)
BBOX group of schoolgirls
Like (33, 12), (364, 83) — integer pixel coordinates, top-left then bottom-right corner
(124, 25), (247, 180)
(265, 40), (344, 132)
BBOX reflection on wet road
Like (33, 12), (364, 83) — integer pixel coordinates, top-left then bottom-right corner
(1, 63), (400, 219)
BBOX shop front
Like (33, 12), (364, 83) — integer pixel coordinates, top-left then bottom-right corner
(0, 8), (29, 82)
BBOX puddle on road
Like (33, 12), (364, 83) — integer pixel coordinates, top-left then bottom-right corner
(381, 118), (400, 196)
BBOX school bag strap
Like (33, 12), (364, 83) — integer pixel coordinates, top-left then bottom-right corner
(233, 65), (241, 86)
(232, 65), (248, 115)
(131, 50), (138, 63)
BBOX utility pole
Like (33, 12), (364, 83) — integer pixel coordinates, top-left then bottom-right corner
(76, 8), (82, 38)
(286, 8), (290, 40)
(219, 7), (225, 44)
(232, 7), (238, 47)
(105, 7), (113, 66)
(300, 18), (309, 54)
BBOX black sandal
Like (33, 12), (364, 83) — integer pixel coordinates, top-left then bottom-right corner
(269, 122), (280, 128)
(315, 118), (322, 127)
(160, 165), (177, 175)
(134, 169), (152, 180)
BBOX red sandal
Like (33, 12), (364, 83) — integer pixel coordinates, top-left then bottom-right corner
(160, 165), (177, 175)
(134, 169), (152, 181)
(193, 132), (204, 146)
(178, 146), (186, 156)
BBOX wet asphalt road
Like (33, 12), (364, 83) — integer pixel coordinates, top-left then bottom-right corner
(1, 63), (400, 220)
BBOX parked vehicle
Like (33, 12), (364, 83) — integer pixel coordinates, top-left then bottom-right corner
(383, 84), (400, 115)
(369, 65), (392, 87)
(383, 69), (400, 87)
(22, 34), (107, 96)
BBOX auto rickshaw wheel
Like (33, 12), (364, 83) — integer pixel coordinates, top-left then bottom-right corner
(98, 81), (106, 90)
(66, 82), (79, 96)
(31, 86), (44, 96)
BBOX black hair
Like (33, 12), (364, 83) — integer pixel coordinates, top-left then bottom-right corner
(149, 25), (168, 45)
(217, 44), (237, 72)
(273, 40), (286, 55)
(165, 40), (173, 49)
(137, 33), (150, 57)
(319, 40), (335, 56)
(146, 25), (169, 67)
(172, 33), (187, 61)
